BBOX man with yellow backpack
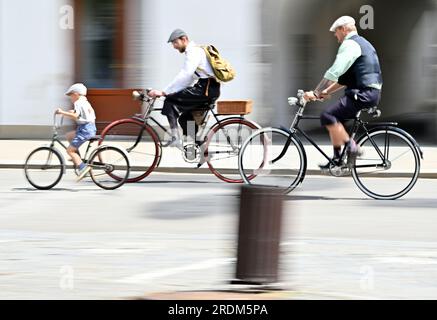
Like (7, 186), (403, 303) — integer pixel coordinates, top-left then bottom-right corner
(148, 29), (235, 148)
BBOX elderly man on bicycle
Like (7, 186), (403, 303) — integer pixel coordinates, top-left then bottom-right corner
(148, 29), (221, 148)
(303, 16), (383, 169)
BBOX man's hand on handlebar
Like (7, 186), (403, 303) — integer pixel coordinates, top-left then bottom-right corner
(304, 90), (331, 102)
(303, 91), (318, 102)
(318, 90), (332, 101)
(148, 89), (166, 98)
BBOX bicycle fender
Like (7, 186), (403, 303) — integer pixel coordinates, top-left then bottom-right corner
(359, 126), (424, 160)
(208, 117), (261, 133)
(388, 127), (424, 160)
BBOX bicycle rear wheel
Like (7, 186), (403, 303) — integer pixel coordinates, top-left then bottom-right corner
(238, 128), (306, 193)
(24, 147), (64, 190)
(352, 127), (420, 199)
(89, 146), (130, 190)
(99, 119), (161, 182)
(204, 118), (260, 183)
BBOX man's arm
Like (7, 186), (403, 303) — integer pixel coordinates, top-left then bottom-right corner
(149, 47), (203, 98)
(323, 39), (361, 82)
(304, 39), (360, 101)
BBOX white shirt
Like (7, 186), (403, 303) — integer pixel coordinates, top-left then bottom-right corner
(74, 96), (96, 124)
(164, 41), (215, 95)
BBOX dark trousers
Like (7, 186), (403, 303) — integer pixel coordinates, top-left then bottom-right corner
(320, 87), (382, 126)
(162, 78), (220, 135)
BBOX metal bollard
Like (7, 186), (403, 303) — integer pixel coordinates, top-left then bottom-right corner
(232, 185), (284, 285)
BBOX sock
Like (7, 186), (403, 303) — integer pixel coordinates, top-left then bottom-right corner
(79, 163), (86, 171)
(333, 146), (341, 159)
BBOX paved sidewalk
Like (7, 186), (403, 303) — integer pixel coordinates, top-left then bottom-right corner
(1, 139), (436, 178)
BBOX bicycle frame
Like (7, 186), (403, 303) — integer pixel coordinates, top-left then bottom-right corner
(49, 115), (102, 167)
(134, 97), (253, 155)
(273, 103), (409, 168)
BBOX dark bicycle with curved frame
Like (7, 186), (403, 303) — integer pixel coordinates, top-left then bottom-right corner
(99, 90), (261, 183)
(238, 90), (423, 200)
(24, 114), (130, 190)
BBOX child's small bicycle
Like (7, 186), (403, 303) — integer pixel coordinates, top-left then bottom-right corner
(24, 114), (130, 190)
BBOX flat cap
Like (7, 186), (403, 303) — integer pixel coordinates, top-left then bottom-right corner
(329, 16), (356, 32)
(65, 83), (87, 96)
(167, 29), (188, 43)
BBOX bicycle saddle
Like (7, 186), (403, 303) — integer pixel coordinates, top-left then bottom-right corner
(192, 102), (216, 111)
(88, 136), (101, 143)
(359, 106), (381, 118)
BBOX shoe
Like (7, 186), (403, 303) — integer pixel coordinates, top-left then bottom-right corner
(346, 140), (363, 165)
(76, 166), (91, 182)
(318, 158), (339, 171)
(166, 136), (184, 150)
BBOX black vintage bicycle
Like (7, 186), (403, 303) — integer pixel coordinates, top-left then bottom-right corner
(24, 114), (130, 190)
(238, 90), (423, 200)
(98, 90), (260, 183)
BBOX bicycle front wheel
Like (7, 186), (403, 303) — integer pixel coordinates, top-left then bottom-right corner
(24, 147), (64, 190)
(352, 127), (420, 200)
(204, 118), (260, 183)
(89, 146), (130, 190)
(238, 128), (306, 193)
(99, 119), (161, 182)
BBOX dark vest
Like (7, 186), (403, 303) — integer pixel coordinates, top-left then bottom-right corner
(338, 34), (383, 89)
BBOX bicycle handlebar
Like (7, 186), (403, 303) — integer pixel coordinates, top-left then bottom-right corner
(288, 89), (307, 107)
(288, 90), (381, 118)
(132, 89), (157, 102)
(53, 113), (64, 133)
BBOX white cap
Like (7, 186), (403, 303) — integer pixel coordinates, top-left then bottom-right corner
(329, 16), (356, 32)
(65, 83), (87, 96)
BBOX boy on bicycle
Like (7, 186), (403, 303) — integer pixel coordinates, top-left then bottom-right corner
(56, 83), (97, 181)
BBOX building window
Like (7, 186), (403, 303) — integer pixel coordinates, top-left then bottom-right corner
(75, 0), (125, 88)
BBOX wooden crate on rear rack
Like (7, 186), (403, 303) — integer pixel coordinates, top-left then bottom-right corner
(216, 100), (253, 115)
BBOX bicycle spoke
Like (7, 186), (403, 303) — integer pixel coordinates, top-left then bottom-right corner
(205, 119), (259, 183)
(389, 149), (412, 162)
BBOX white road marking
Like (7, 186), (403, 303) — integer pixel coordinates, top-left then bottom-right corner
(116, 258), (236, 284)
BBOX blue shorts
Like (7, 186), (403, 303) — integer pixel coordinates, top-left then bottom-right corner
(71, 122), (97, 149)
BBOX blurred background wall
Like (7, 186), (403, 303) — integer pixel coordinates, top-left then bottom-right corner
(0, 0), (437, 142)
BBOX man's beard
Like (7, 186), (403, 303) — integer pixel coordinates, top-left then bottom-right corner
(179, 47), (186, 53)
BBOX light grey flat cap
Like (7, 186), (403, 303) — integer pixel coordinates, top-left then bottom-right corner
(329, 16), (355, 32)
(167, 29), (187, 43)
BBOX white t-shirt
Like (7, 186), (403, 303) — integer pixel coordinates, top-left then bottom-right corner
(74, 96), (96, 125)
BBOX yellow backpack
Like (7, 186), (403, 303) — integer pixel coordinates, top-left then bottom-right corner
(201, 45), (236, 82)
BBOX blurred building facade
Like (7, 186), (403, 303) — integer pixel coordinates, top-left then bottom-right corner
(0, 0), (264, 138)
(1, 0), (437, 141)
(262, 0), (437, 142)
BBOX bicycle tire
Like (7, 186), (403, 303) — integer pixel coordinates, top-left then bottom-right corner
(99, 119), (161, 182)
(89, 145), (130, 190)
(24, 147), (64, 190)
(203, 118), (260, 183)
(238, 127), (306, 193)
(352, 127), (420, 200)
